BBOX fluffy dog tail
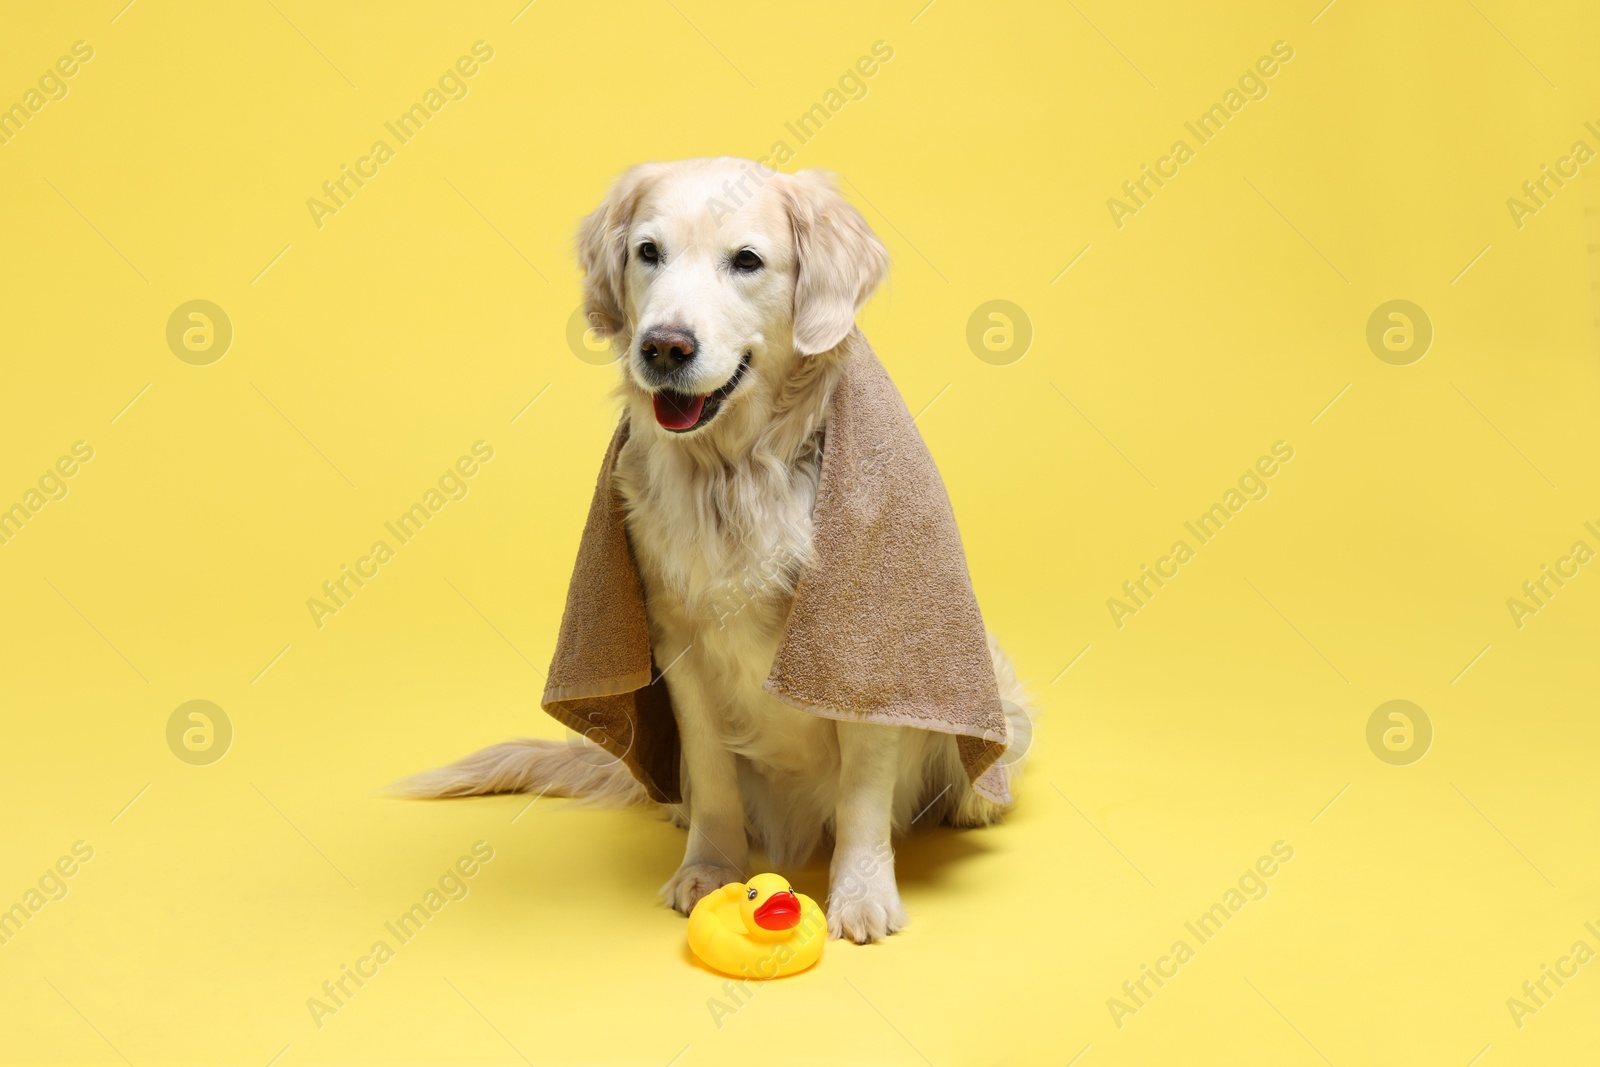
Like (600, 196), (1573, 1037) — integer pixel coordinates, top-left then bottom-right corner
(389, 738), (652, 807)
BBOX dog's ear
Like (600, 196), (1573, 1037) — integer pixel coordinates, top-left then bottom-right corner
(575, 164), (663, 340)
(782, 170), (889, 357)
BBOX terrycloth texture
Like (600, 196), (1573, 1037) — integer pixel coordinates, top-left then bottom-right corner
(541, 334), (1011, 804)
(541, 429), (681, 801)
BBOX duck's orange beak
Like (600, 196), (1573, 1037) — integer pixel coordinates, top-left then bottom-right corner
(753, 889), (801, 930)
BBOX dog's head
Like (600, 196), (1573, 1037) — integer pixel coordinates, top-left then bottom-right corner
(576, 158), (887, 438)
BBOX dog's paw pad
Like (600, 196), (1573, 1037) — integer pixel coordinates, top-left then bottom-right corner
(661, 863), (741, 916)
(827, 893), (907, 943)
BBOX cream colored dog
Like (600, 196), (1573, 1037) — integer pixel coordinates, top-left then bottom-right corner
(401, 158), (1032, 942)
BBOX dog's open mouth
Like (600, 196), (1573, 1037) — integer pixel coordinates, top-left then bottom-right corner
(651, 352), (751, 432)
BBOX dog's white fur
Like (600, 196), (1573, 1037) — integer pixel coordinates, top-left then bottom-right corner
(400, 158), (1033, 943)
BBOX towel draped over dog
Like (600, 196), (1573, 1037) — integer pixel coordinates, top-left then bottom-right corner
(540, 335), (1012, 806)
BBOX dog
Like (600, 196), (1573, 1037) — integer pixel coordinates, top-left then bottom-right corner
(398, 158), (1034, 943)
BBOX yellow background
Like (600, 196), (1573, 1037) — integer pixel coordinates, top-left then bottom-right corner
(3, 1), (1598, 1064)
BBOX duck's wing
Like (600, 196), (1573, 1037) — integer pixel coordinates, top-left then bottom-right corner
(690, 881), (746, 921)
(713, 881), (749, 906)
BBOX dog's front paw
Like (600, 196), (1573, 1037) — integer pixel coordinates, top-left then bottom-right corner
(661, 863), (741, 916)
(827, 887), (907, 943)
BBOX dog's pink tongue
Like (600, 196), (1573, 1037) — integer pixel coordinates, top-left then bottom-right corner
(653, 391), (706, 430)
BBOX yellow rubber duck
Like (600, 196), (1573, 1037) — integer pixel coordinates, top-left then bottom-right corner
(687, 873), (826, 979)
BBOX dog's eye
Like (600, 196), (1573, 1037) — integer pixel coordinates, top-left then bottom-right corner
(637, 241), (660, 265)
(732, 248), (763, 273)
(747, 887), (758, 900)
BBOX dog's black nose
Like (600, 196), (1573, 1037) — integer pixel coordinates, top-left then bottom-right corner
(639, 326), (697, 367)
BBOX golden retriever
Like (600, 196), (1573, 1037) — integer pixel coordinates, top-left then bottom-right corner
(400, 158), (1033, 943)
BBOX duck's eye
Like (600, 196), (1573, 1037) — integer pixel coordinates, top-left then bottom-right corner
(732, 248), (763, 273)
(638, 241), (660, 265)
(747, 887), (758, 900)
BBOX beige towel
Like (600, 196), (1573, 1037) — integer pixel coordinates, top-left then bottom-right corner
(542, 334), (1011, 805)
